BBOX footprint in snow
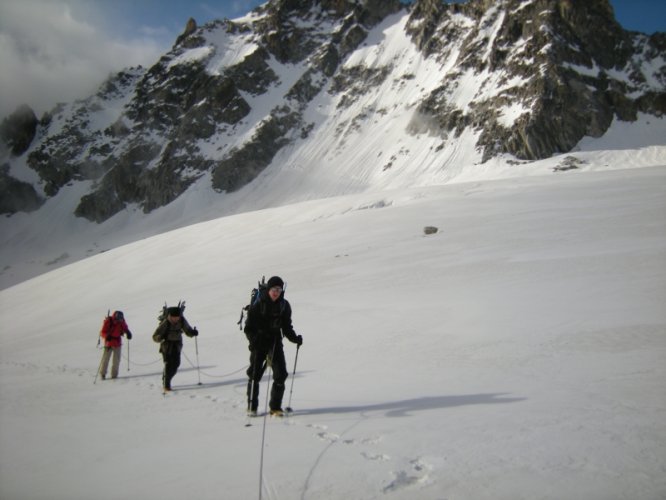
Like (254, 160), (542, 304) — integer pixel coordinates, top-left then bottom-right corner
(382, 458), (433, 493)
(361, 451), (390, 462)
(316, 431), (340, 443)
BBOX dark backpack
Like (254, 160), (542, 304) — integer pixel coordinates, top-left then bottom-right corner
(158, 300), (186, 323)
(237, 277), (288, 331)
(238, 277), (266, 330)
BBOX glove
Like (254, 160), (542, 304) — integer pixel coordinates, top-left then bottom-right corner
(191, 328), (199, 337)
(126, 331), (132, 340)
(295, 335), (303, 346)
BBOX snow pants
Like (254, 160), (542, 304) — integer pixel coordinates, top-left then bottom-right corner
(100, 346), (121, 379)
(246, 345), (287, 412)
(161, 341), (182, 390)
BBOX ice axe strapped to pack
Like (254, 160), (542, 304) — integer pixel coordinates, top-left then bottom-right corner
(158, 300), (186, 323)
(237, 277), (266, 330)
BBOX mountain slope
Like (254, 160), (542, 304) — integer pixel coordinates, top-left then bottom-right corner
(0, 0), (665, 289)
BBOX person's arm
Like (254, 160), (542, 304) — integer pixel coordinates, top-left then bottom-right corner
(122, 320), (132, 339)
(244, 303), (260, 347)
(181, 317), (198, 337)
(100, 317), (111, 340)
(152, 321), (167, 343)
(281, 302), (302, 346)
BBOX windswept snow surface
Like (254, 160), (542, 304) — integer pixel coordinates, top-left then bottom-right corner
(1, 165), (665, 500)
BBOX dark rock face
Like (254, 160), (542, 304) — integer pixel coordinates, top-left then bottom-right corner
(0, 164), (43, 214)
(2, 0), (663, 222)
(26, 69), (144, 197)
(65, 2), (401, 221)
(407, 0), (664, 161)
(0, 104), (38, 156)
(209, 0), (403, 194)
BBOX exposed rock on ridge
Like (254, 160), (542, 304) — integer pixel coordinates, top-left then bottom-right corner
(0, 104), (38, 156)
(0, 0), (663, 222)
(407, 0), (664, 161)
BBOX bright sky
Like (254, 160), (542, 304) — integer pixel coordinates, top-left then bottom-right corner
(0, 0), (663, 120)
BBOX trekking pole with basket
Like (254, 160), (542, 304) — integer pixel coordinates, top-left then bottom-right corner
(93, 348), (106, 384)
(285, 344), (300, 413)
(195, 336), (202, 385)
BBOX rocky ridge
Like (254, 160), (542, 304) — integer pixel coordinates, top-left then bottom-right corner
(0, 0), (663, 221)
(406, 0), (664, 161)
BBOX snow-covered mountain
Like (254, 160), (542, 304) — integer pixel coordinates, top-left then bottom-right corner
(0, 0), (665, 289)
(0, 2), (665, 497)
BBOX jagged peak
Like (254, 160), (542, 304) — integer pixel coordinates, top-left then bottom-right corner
(175, 17), (198, 47)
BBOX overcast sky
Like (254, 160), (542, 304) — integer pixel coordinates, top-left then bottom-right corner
(0, 0), (663, 121)
(0, 0), (264, 119)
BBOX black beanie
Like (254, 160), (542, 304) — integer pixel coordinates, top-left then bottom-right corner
(167, 306), (181, 316)
(266, 276), (284, 289)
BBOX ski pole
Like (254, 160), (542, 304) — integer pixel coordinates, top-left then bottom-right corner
(93, 347), (106, 384)
(127, 339), (130, 372)
(247, 351), (255, 414)
(195, 336), (201, 385)
(285, 345), (300, 413)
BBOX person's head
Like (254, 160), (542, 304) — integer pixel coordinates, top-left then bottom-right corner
(167, 306), (181, 324)
(266, 276), (284, 302)
(113, 311), (124, 321)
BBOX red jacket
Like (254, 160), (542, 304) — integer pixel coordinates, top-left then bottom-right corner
(100, 313), (131, 348)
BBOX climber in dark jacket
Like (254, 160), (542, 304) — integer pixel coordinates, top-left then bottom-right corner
(244, 276), (302, 416)
(153, 306), (198, 391)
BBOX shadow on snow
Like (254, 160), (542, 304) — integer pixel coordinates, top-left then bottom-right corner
(296, 393), (526, 417)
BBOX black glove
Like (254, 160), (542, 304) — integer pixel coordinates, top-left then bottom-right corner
(295, 335), (303, 346)
(191, 328), (199, 337)
(126, 331), (132, 340)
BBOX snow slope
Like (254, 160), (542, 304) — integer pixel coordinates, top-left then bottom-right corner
(1, 164), (665, 500)
(1, 112), (665, 291)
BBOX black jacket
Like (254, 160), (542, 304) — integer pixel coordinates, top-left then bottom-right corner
(152, 317), (196, 345)
(244, 290), (298, 351)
